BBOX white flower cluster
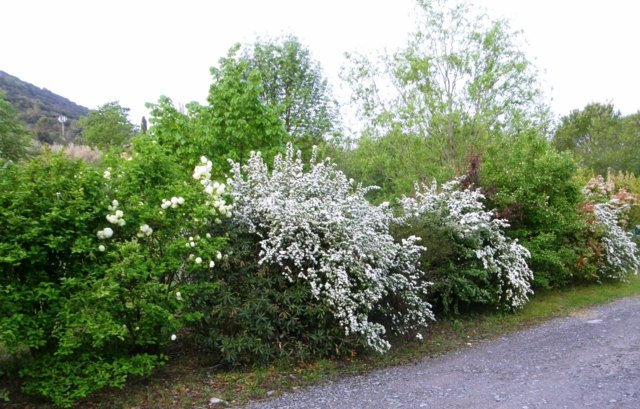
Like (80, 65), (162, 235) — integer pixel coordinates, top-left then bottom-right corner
(137, 224), (153, 237)
(229, 144), (434, 353)
(593, 202), (640, 280)
(400, 179), (534, 309)
(96, 227), (114, 240)
(161, 196), (185, 209)
(193, 156), (232, 218)
(105, 199), (126, 226)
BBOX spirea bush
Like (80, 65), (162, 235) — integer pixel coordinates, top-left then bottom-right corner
(0, 140), (229, 407)
(581, 175), (639, 281)
(228, 144), (434, 353)
(400, 179), (533, 313)
(592, 202), (640, 280)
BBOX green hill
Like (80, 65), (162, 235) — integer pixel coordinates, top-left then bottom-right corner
(0, 70), (89, 144)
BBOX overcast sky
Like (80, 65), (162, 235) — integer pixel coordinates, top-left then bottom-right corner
(2, 0), (639, 128)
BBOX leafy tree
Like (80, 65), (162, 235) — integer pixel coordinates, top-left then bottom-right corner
(77, 101), (135, 149)
(0, 90), (30, 161)
(243, 35), (339, 149)
(147, 46), (289, 175)
(343, 0), (549, 175)
(333, 131), (451, 203)
(552, 103), (640, 176)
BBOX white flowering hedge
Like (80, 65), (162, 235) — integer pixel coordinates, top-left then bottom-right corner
(228, 144), (434, 352)
(592, 202), (640, 280)
(582, 176), (640, 281)
(400, 179), (534, 311)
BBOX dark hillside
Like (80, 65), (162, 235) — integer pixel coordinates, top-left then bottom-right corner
(0, 70), (89, 143)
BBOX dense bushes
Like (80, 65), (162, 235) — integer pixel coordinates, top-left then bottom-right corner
(478, 133), (587, 288)
(0, 141), (229, 407)
(228, 145), (434, 352)
(400, 179), (533, 314)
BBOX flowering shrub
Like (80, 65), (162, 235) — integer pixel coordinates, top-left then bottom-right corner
(400, 179), (533, 313)
(581, 175), (639, 281)
(0, 139), (229, 407)
(592, 202), (640, 280)
(228, 144), (433, 353)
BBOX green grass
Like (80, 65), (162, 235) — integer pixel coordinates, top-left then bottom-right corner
(3, 275), (640, 408)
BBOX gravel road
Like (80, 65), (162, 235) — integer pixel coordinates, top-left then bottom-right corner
(247, 296), (640, 408)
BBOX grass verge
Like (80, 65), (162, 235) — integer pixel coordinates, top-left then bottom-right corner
(3, 275), (640, 408)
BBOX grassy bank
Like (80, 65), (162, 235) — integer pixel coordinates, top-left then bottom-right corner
(3, 275), (640, 408)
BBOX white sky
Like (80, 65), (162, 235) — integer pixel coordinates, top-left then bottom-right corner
(2, 0), (639, 128)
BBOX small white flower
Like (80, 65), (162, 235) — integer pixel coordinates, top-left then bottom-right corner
(416, 333), (423, 340)
(209, 260), (215, 268)
(171, 334), (177, 341)
(190, 242), (196, 247)
(112, 199), (119, 208)
(206, 233), (212, 238)
(195, 257), (202, 264)
(177, 197), (185, 205)
(98, 245), (106, 252)
(103, 227), (113, 238)
(117, 219), (126, 226)
(171, 196), (179, 205)
(115, 210), (124, 218)
(200, 156), (208, 164)
(103, 170), (111, 179)
(176, 291), (183, 301)
(216, 251), (222, 260)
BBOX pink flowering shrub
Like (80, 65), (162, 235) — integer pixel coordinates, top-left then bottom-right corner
(228, 144), (434, 353)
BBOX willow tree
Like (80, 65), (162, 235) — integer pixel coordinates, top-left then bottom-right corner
(342, 0), (549, 178)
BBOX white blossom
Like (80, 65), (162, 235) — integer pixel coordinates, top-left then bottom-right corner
(98, 245), (106, 252)
(400, 178), (534, 310)
(170, 334), (177, 341)
(103, 170), (111, 179)
(229, 144), (434, 352)
(138, 224), (153, 237)
(195, 257), (202, 264)
(97, 227), (114, 240)
(593, 202), (640, 280)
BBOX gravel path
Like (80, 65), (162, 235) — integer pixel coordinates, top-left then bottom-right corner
(247, 296), (640, 408)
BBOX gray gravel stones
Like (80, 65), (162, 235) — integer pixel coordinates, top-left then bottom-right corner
(247, 296), (640, 408)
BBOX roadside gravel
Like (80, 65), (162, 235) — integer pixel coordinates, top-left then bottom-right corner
(246, 295), (640, 408)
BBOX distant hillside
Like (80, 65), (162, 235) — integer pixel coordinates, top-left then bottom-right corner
(0, 70), (89, 144)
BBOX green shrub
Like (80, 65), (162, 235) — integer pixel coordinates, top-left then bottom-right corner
(479, 133), (587, 288)
(187, 230), (354, 366)
(0, 139), (228, 407)
(399, 179), (533, 315)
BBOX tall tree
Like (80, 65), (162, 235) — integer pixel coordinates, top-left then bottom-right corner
(77, 101), (135, 149)
(552, 103), (640, 175)
(147, 46), (288, 175)
(342, 0), (549, 174)
(242, 35), (339, 148)
(0, 90), (30, 161)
